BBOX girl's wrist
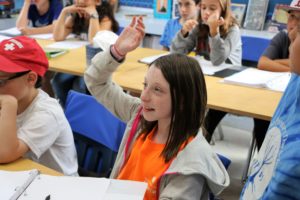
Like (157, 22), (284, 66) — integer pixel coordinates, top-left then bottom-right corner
(111, 45), (126, 61)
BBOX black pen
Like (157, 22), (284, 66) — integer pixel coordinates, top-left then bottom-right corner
(45, 194), (51, 200)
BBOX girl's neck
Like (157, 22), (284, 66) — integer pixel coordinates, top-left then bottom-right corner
(37, 1), (50, 16)
(17, 89), (38, 114)
(152, 121), (170, 144)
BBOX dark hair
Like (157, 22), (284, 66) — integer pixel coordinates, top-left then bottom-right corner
(193, 0), (200, 4)
(72, 1), (119, 35)
(35, 76), (42, 88)
(139, 53), (207, 163)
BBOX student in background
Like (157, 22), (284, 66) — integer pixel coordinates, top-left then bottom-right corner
(53, 0), (119, 107)
(53, 0), (118, 43)
(160, 0), (199, 51)
(241, 19), (300, 199)
(171, 0), (241, 66)
(16, 0), (63, 35)
(0, 36), (78, 176)
(257, 1), (300, 72)
(84, 17), (229, 200)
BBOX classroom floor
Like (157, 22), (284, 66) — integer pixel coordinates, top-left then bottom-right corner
(1, 16), (254, 200)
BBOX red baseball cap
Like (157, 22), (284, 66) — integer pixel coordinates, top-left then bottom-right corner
(0, 36), (48, 77)
(282, 0), (300, 12)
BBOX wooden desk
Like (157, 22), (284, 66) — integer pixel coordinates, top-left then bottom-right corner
(41, 43), (282, 121)
(0, 158), (62, 176)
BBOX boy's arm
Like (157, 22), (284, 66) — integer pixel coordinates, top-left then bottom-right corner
(16, 0), (31, 29)
(0, 95), (29, 163)
(257, 56), (290, 72)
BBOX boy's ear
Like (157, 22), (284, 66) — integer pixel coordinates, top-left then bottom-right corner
(95, 0), (101, 6)
(27, 72), (38, 86)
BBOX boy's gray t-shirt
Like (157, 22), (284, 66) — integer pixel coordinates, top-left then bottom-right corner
(262, 31), (290, 59)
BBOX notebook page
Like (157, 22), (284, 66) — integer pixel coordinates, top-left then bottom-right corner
(0, 27), (21, 36)
(0, 169), (39, 200)
(266, 73), (291, 92)
(104, 179), (147, 200)
(138, 53), (170, 64)
(223, 68), (285, 88)
(195, 56), (233, 75)
(18, 175), (110, 200)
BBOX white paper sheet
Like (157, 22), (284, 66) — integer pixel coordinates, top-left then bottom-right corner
(46, 40), (89, 49)
(0, 27), (21, 36)
(18, 175), (110, 200)
(0, 35), (11, 42)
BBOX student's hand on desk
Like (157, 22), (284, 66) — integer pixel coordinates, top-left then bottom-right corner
(19, 27), (32, 35)
(114, 16), (145, 55)
(181, 19), (198, 36)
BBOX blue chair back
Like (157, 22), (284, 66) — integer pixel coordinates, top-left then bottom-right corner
(241, 36), (270, 63)
(65, 90), (126, 177)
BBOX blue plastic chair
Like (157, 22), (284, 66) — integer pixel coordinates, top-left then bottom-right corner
(65, 90), (126, 177)
(241, 36), (270, 63)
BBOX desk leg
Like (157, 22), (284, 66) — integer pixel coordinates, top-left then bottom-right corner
(242, 131), (256, 183)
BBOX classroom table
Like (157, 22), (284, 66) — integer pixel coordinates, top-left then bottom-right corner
(38, 39), (282, 121)
(0, 158), (62, 176)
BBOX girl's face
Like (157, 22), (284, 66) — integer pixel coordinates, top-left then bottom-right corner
(140, 65), (172, 125)
(200, 0), (222, 23)
(31, 0), (48, 7)
(178, 0), (198, 21)
(75, 0), (100, 7)
(290, 23), (300, 75)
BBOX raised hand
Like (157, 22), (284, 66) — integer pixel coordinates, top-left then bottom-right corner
(181, 19), (198, 36)
(114, 16), (145, 56)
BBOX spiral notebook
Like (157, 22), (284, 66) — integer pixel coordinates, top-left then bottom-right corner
(0, 169), (147, 200)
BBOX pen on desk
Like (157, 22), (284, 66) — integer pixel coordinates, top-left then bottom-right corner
(45, 194), (51, 200)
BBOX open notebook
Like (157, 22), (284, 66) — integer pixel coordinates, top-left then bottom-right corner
(0, 169), (147, 200)
(222, 68), (291, 92)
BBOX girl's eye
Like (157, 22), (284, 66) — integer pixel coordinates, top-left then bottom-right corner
(142, 82), (147, 89)
(154, 87), (162, 93)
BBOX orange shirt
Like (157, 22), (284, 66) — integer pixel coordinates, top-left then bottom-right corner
(117, 128), (171, 200)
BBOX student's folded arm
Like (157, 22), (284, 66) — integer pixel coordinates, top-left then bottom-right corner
(21, 24), (55, 35)
(170, 28), (197, 55)
(16, 1), (31, 29)
(0, 95), (29, 163)
(258, 56), (290, 72)
(209, 25), (240, 66)
(53, 10), (73, 41)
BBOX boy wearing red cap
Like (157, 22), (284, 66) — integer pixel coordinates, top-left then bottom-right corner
(0, 36), (78, 176)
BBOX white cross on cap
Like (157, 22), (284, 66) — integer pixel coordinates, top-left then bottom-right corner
(4, 43), (15, 51)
